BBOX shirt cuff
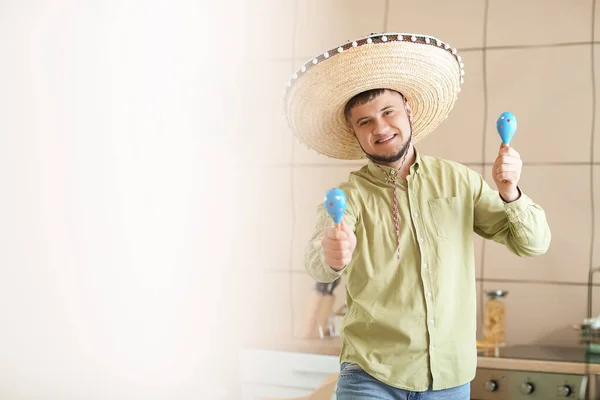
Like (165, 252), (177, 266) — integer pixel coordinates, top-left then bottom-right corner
(319, 249), (346, 279)
(503, 188), (534, 221)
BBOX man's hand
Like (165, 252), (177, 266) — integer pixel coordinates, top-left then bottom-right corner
(492, 143), (522, 203)
(321, 218), (357, 271)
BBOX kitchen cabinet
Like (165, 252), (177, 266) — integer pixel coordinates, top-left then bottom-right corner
(241, 348), (338, 400)
(244, 338), (600, 399)
(241, 384), (314, 399)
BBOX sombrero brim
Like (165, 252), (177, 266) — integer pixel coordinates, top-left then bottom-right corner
(284, 33), (464, 160)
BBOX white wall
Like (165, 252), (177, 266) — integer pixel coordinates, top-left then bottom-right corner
(0, 1), (250, 398)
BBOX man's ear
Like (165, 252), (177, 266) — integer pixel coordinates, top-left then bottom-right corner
(345, 113), (357, 136)
(404, 101), (413, 124)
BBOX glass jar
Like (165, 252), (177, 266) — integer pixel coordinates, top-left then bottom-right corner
(483, 290), (508, 346)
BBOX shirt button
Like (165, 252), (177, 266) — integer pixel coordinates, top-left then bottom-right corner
(427, 292), (432, 297)
(430, 319), (434, 325)
(423, 264), (428, 269)
(418, 237), (424, 243)
(413, 212), (419, 217)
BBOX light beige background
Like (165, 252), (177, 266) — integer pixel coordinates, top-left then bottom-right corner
(244, 0), (600, 348)
(1, 1), (595, 398)
(0, 1), (251, 398)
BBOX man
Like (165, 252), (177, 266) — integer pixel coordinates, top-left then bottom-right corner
(284, 33), (551, 399)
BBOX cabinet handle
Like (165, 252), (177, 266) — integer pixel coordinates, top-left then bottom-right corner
(292, 370), (328, 376)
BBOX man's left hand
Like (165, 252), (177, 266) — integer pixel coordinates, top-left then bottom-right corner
(492, 144), (522, 203)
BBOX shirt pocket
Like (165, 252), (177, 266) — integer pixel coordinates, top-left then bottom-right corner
(427, 196), (461, 238)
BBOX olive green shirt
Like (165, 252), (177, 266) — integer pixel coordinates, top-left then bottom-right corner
(304, 149), (551, 391)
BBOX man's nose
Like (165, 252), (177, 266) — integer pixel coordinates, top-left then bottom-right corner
(373, 118), (390, 134)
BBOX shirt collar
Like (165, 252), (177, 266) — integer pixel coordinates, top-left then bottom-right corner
(367, 147), (422, 183)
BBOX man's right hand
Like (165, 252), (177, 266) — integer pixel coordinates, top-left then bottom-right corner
(321, 218), (357, 271)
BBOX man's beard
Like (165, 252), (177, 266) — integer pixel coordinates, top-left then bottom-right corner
(360, 131), (413, 164)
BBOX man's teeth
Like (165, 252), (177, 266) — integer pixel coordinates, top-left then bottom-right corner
(378, 135), (394, 143)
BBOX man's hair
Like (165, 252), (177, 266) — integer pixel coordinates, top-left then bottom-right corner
(343, 89), (406, 122)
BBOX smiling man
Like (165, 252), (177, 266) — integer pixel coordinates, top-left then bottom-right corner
(284, 33), (551, 400)
(345, 89), (413, 166)
(344, 89), (412, 165)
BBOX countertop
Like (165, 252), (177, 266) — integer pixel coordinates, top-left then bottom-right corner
(246, 336), (343, 356)
(245, 336), (600, 375)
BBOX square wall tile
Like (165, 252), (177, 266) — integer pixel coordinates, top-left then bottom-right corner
(241, 167), (293, 271)
(482, 281), (585, 346)
(594, 166), (600, 269)
(293, 142), (365, 165)
(242, 270), (293, 341)
(293, 139), (354, 165)
(242, 0), (296, 59)
(294, 0), (386, 59)
(292, 272), (347, 337)
(592, 286), (600, 318)
(487, 0), (593, 47)
(386, 0), (486, 49)
(291, 166), (362, 271)
(595, 45), (600, 163)
(483, 165), (592, 283)
(596, 6), (600, 42)
(416, 51), (484, 164)
(485, 46), (593, 164)
(239, 61), (294, 166)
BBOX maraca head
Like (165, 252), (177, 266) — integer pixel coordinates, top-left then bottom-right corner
(496, 112), (517, 145)
(324, 188), (347, 224)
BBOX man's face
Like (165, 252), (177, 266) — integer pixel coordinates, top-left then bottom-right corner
(346, 90), (413, 164)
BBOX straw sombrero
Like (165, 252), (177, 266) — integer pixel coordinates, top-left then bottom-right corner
(284, 32), (464, 160)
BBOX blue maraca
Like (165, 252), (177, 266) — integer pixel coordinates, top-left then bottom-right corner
(324, 188), (347, 229)
(496, 112), (517, 145)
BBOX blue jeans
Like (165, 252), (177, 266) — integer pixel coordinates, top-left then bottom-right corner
(336, 362), (470, 400)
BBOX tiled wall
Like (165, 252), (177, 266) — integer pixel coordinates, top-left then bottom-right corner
(242, 0), (600, 347)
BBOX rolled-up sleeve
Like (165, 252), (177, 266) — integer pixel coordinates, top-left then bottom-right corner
(469, 169), (551, 257)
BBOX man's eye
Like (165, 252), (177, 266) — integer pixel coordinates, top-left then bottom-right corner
(385, 110), (393, 115)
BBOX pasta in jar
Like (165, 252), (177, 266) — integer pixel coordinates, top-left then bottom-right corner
(483, 290), (507, 345)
